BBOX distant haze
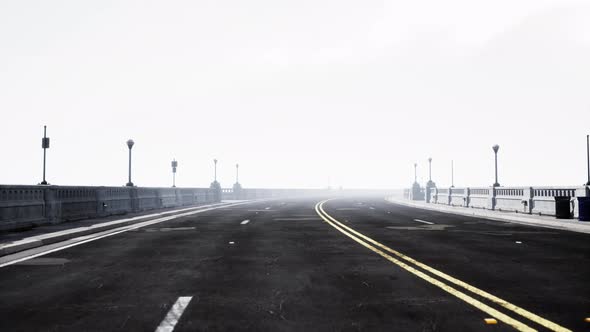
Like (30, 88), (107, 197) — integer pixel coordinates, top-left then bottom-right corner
(1, 1), (589, 189)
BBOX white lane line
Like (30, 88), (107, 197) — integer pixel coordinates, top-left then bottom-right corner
(414, 219), (434, 225)
(240, 219), (250, 225)
(265, 207), (271, 210)
(155, 296), (193, 332)
(0, 201), (260, 268)
(273, 217), (322, 221)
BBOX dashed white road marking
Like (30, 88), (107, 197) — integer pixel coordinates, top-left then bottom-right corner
(265, 207), (271, 210)
(414, 219), (434, 225)
(155, 296), (193, 332)
(369, 206), (375, 210)
(240, 219), (250, 225)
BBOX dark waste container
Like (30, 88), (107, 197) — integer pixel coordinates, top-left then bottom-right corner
(578, 197), (590, 222)
(554, 196), (572, 219)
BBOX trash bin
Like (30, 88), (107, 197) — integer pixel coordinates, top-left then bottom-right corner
(578, 197), (590, 222)
(554, 196), (572, 219)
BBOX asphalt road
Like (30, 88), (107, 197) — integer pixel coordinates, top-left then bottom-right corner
(0, 197), (588, 331)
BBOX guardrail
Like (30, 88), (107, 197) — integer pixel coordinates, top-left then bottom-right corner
(424, 185), (589, 218)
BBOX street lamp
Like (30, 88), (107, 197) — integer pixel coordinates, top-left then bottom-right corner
(213, 158), (218, 182)
(492, 144), (500, 187)
(171, 159), (178, 187)
(586, 135), (590, 186)
(40, 125), (50, 185)
(426, 157), (436, 188)
(428, 157), (433, 183)
(126, 139), (135, 187)
(451, 160), (455, 188)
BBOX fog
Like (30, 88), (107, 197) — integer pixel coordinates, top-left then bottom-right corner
(1, 0), (589, 189)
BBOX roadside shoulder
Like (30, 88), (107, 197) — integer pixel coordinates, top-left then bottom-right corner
(386, 197), (590, 235)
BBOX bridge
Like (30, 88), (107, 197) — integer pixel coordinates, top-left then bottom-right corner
(1, 177), (590, 331)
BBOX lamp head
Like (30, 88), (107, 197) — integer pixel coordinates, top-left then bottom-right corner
(126, 139), (135, 149)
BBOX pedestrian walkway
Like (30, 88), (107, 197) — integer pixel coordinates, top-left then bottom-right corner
(386, 197), (590, 234)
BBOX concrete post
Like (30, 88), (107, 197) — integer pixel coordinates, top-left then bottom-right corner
(488, 186), (497, 210)
(522, 187), (533, 214)
(575, 186), (589, 219)
(447, 187), (452, 205)
(464, 187), (470, 207)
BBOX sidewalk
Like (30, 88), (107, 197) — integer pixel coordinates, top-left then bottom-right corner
(0, 201), (241, 256)
(386, 197), (590, 235)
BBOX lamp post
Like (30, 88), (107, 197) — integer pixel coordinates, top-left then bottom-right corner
(235, 163), (239, 184)
(171, 159), (178, 187)
(492, 144), (500, 187)
(428, 158), (432, 183)
(40, 125), (50, 185)
(451, 160), (455, 188)
(126, 139), (135, 187)
(426, 157), (436, 188)
(413, 163), (417, 183)
(213, 159), (218, 182)
(586, 135), (590, 186)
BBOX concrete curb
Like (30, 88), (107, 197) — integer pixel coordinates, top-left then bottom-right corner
(386, 197), (590, 235)
(0, 201), (239, 257)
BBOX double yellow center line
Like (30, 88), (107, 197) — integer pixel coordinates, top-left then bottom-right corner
(314, 199), (572, 332)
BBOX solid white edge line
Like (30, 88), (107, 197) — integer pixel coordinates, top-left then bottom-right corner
(240, 219), (250, 225)
(414, 219), (435, 225)
(0, 201), (262, 268)
(155, 296), (193, 332)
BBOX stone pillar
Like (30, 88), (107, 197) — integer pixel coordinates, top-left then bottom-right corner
(522, 187), (533, 214)
(425, 186), (432, 203)
(210, 181), (222, 202)
(574, 186), (589, 219)
(233, 182), (243, 200)
(488, 186), (496, 210)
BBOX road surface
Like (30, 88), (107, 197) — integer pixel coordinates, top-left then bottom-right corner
(0, 197), (588, 331)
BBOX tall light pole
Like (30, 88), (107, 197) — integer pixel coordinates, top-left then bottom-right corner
(426, 157), (436, 188)
(171, 159), (178, 187)
(213, 159), (218, 182)
(40, 125), (50, 185)
(586, 135), (590, 186)
(413, 163), (418, 183)
(492, 144), (500, 187)
(126, 139), (135, 187)
(451, 160), (455, 188)
(235, 163), (239, 184)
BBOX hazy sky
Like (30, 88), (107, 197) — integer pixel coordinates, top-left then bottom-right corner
(1, 0), (589, 189)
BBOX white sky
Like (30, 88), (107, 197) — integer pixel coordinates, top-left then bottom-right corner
(1, 0), (589, 189)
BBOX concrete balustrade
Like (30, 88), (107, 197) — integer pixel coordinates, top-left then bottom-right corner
(0, 185), (221, 231)
(1, 185), (399, 231)
(423, 185), (588, 219)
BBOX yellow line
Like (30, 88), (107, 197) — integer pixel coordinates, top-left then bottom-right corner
(317, 200), (572, 332)
(314, 201), (534, 331)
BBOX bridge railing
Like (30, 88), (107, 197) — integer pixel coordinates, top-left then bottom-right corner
(423, 184), (588, 218)
(0, 185), (220, 231)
